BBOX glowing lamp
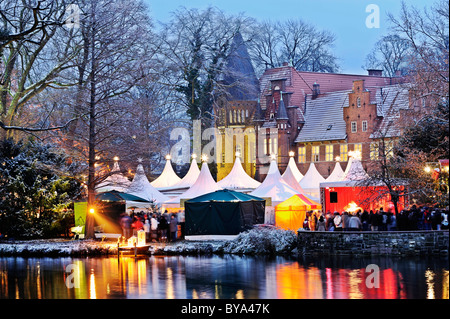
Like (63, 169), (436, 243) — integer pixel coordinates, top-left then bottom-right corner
(89, 208), (95, 214)
(270, 154), (277, 161)
(128, 236), (137, 247)
(113, 156), (120, 161)
(201, 154), (208, 162)
(191, 153), (197, 159)
(165, 154), (171, 160)
(137, 230), (146, 246)
(424, 166), (431, 173)
(235, 151), (241, 158)
(335, 156), (341, 162)
(289, 151), (295, 157)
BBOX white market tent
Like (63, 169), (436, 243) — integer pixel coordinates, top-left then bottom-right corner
(341, 155), (369, 182)
(250, 159), (299, 205)
(325, 161), (345, 182)
(281, 161), (306, 194)
(299, 162), (325, 199)
(250, 159), (301, 224)
(282, 156), (304, 182)
(150, 156), (182, 188)
(163, 161), (221, 209)
(217, 153), (261, 190)
(126, 163), (169, 205)
(169, 156), (201, 189)
(96, 161), (131, 193)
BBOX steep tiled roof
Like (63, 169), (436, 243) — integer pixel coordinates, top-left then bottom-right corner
(294, 90), (350, 143)
(370, 84), (410, 138)
(259, 65), (404, 111)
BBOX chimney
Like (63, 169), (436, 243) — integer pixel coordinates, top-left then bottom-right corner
(312, 82), (320, 99)
(367, 69), (383, 77)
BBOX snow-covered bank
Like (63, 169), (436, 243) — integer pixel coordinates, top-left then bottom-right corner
(0, 228), (298, 257)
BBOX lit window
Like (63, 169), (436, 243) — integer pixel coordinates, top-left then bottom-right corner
(354, 143), (362, 157)
(312, 145), (320, 162)
(362, 120), (368, 132)
(325, 145), (334, 162)
(229, 111), (233, 123)
(370, 142), (379, 160)
(273, 138), (278, 155)
(385, 140), (394, 159)
(298, 146), (306, 163)
(351, 121), (357, 133)
(340, 144), (348, 162)
(264, 138), (268, 155)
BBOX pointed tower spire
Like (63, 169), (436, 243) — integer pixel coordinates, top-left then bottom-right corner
(277, 91), (289, 120)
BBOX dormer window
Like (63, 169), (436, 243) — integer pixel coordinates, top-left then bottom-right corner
(327, 125), (333, 130)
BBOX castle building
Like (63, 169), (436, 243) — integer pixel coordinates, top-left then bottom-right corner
(255, 63), (410, 181)
(214, 40), (419, 183)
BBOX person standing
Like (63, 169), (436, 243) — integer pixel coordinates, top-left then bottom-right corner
(150, 214), (159, 242)
(348, 214), (362, 231)
(333, 212), (343, 231)
(120, 214), (132, 239)
(317, 215), (326, 231)
(169, 214), (178, 242)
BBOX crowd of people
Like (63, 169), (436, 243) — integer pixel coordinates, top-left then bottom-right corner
(302, 205), (449, 232)
(119, 209), (185, 243)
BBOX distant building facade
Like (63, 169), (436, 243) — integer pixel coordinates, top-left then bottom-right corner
(214, 38), (420, 183)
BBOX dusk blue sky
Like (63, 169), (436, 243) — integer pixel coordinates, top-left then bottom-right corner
(143, 0), (433, 75)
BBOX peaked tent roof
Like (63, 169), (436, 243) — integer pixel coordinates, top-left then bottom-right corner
(186, 189), (264, 203)
(150, 158), (182, 188)
(250, 160), (300, 204)
(326, 162), (345, 182)
(341, 156), (368, 181)
(126, 164), (169, 204)
(164, 161), (221, 204)
(282, 156), (304, 182)
(281, 161), (305, 194)
(217, 155), (261, 189)
(299, 162), (325, 190)
(170, 157), (200, 189)
(96, 161), (131, 193)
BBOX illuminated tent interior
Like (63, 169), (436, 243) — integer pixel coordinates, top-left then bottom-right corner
(184, 189), (265, 236)
(150, 156), (182, 188)
(275, 194), (321, 231)
(126, 163), (169, 206)
(96, 161), (131, 193)
(217, 153), (261, 191)
(298, 162), (325, 199)
(320, 154), (406, 213)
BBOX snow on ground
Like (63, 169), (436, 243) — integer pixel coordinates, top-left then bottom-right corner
(0, 228), (298, 257)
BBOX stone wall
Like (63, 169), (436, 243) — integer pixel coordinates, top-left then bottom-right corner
(297, 230), (449, 256)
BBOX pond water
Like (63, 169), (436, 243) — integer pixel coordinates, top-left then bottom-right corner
(0, 255), (448, 299)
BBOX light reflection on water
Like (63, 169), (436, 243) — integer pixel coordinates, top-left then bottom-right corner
(0, 255), (448, 299)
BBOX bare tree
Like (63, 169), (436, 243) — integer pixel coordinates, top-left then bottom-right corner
(248, 19), (339, 76)
(0, 0), (81, 138)
(364, 34), (411, 77)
